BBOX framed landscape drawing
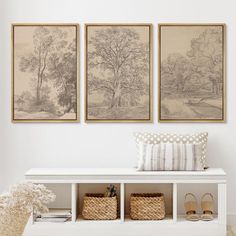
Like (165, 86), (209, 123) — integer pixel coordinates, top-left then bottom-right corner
(12, 24), (79, 122)
(85, 24), (152, 122)
(159, 24), (225, 122)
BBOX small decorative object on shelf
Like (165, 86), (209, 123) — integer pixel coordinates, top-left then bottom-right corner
(104, 184), (117, 197)
(130, 193), (165, 220)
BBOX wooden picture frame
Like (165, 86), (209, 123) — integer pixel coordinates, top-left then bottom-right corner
(158, 24), (226, 122)
(12, 24), (79, 122)
(85, 24), (152, 123)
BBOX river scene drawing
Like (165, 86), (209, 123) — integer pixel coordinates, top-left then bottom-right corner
(160, 25), (224, 121)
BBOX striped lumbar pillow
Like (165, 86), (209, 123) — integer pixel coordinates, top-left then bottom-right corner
(134, 132), (208, 170)
(137, 142), (203, 171)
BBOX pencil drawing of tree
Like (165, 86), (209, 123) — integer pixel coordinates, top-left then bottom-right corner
(19, 27), (67, 105)
(13, 25), (77, 120)
(161, 53), (192, 93)
(187, 28), (223, 95)
(48, 39), (77, 113)
(88, 27), (149, 111)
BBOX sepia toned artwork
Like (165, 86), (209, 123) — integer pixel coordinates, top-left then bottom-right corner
(85, 24), (152, 122)
(159, 24), (225, 122)
(12, 24), (79, 122)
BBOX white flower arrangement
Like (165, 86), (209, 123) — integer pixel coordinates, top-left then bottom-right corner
(0, 182), (55, 236)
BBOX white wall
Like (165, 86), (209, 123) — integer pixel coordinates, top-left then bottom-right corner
(0, 0), (236, 215)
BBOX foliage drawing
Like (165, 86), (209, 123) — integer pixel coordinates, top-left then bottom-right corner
(160, 25), (224, 121)
(86, 25), (151, 121)
(13, 25), (77, 120)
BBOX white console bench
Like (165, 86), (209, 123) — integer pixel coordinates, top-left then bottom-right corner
(25, 168), (227, 236)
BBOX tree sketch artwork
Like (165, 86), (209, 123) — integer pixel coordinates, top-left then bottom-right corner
(86, 25), (151, 122)
(159, 25), (225, 122)
(13, 25), (78, 121)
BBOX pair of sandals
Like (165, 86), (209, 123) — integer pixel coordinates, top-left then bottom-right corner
(184, 193), (214, 221)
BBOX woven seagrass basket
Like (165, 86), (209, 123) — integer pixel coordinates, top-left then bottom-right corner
(130, 193), (165, 220)
(82, 193), (117, 220)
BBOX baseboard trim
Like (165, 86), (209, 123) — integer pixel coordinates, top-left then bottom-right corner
(228, 214), (236, 225)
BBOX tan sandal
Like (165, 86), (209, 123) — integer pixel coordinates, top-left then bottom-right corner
(184, 193), (199, 221)
(201, 193), (214, 221)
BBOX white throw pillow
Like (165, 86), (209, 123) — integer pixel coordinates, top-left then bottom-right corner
(137, 142), (203, 171)
(134, 132), (208, 170)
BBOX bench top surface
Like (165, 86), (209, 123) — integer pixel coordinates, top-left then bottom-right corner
(25, 168), (226, 177)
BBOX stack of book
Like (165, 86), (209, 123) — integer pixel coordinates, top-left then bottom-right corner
(35, 209), (72, 223)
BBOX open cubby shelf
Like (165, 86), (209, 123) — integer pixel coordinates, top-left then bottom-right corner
(25, 168), (227, 236)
